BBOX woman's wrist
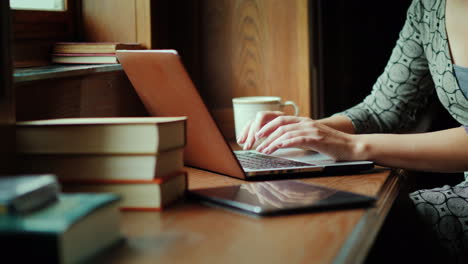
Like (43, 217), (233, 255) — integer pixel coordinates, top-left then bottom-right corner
(317, 115), (356, 134)
(350, 134), (371, 161)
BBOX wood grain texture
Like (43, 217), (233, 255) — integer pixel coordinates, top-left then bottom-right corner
(82, 0), (152, 48)
(135, 0), (153, 49)
(15, 71), (148, 121)
(94, 167), (401, 264)
(334, 169), (401, 263)
(200, 0), (310, 117)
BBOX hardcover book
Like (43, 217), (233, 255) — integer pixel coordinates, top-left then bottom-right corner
(0, 193), (121, 263)
(18, 148), (184, 180)
(16, 117), (187, 154)
(52, 53), (118, 64)
(52, 42), (143, 54)
(0, 174), (59, 214)
(62, 172), (187, 211)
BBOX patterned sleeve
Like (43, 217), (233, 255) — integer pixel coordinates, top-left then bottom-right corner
(337, 0), (435, 134)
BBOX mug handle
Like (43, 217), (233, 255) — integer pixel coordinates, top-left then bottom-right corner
(281, 101), (299, 116)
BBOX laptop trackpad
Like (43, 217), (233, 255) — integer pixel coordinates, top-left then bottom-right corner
(270, 148), (336, 165)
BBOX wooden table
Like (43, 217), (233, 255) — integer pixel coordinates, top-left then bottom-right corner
(95, 167), (401, 264)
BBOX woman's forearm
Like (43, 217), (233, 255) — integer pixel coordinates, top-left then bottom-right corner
(353, 127), (468, 172)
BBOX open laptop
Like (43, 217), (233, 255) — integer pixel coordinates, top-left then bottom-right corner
(116, 50), (374, 180)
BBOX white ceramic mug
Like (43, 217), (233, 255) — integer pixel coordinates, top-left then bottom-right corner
(232, 96), (299, 140)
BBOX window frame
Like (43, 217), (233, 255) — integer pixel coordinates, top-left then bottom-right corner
(11, 0), (78, 67)
(12, 0), (76, 40)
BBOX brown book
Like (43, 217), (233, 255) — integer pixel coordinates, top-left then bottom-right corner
(61, 171), (187, 211)
(52, 42), (143, 54)
(16, 117), (187, 154)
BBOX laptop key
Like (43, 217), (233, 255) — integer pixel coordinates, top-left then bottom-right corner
(235, 151), (313, 170)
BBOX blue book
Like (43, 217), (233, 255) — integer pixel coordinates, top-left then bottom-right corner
(0, 193), (121, 264)
(0, 174), (60, 214)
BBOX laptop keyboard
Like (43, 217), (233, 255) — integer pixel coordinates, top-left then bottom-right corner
(235, 151), (313, 170)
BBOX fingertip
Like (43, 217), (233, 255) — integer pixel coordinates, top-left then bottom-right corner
(243, 139), (251, 150)
(263, 148), (273, 155)
(255, 131), (263, 139)
(263, 142), (283, 155)
(255, 145), (264, 153)
(270, 146), (280, 155)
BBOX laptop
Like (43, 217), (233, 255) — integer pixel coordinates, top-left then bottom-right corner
(116, 50), (374, 180)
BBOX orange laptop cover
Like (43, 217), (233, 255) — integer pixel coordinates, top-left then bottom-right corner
(116, 50), (246, 179)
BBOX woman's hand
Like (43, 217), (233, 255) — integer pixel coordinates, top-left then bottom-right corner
(237, 111), (366, 161)
(256, 116), (365, 161)
(236, 111), (285, 150)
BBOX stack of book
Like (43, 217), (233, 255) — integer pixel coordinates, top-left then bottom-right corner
(51, 42), (143, 64)
(16, 116), (188, 211)
(0, 174), (121, 263)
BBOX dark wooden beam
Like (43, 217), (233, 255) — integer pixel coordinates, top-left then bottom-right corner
(0, 1), (16, 174)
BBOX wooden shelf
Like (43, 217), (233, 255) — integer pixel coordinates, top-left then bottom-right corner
(14, 64), (123, 83)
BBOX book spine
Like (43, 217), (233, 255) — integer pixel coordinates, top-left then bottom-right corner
(59, 170), (186, 185)
(52, 53), (117, 57)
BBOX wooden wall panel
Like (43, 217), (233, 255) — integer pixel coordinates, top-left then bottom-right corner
(200, 0), (310, 117)
(16, 72), (148, 121)
(135, 0), (153, 49)
(82, 0), (152, 48)
(79, 0), (311, 140)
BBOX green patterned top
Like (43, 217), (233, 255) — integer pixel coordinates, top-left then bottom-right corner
(340, 0), (468, 133)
